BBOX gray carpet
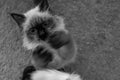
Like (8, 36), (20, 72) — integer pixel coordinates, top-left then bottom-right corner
(1, 0), (120, 80)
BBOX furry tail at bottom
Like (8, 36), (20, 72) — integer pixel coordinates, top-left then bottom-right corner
(22, 66), (82, 80)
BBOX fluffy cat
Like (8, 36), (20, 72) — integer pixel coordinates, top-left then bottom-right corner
(10, 0), (78, 69)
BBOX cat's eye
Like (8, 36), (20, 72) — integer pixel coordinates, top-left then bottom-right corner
(29, 28), (36, 33)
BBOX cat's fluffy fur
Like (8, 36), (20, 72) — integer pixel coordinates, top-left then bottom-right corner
(11, 0), (80, 80)
(11, 0), (77, 69)
(32, 70), (81, 80)
(22, 6), (68, 50)
(22, 66), (82, 80)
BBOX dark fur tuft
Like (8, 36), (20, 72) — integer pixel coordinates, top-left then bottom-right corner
(32, 46), (53, 68)
(33, 0), (49, 11)
(22, 66), (36, 80)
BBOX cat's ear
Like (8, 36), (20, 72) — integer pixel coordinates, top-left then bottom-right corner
(38, 0), (49, 11)
(10, 13), (25, 27)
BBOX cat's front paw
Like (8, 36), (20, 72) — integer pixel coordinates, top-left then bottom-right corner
(32, 46), (53, 68)
(47, 59), (62, 69)
(48, 31), (70, 49)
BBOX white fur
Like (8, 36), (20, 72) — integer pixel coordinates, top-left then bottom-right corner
(31, 70), (82, 80)
(23, 35), (42, 50)
(54, 15), (68, 33)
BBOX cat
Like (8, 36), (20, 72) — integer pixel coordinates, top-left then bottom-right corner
(10, 0), (78, 69)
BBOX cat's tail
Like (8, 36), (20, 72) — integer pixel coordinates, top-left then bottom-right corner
(22, 66), (82, 80)
(31, 69), (82, 80)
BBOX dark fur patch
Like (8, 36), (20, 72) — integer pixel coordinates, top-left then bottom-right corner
(26, 18), (55, 41)
(22, 66), (36, 80)
(33, 0), (49, 11)
(32, 46), (53, 67)
(26, 24), (49, 41)
(33, 0), (42, 5)
(38, 0), (49, 12)
(58, 68), (65, 72)
(48, 31), (70, 49)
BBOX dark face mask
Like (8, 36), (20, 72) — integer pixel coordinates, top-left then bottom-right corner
(26, 18), (55, 41)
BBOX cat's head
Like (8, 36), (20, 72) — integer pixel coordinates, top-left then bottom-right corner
(10, 0), (68, 50)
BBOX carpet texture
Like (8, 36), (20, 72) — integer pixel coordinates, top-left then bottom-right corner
(1, 0), (120, 80)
